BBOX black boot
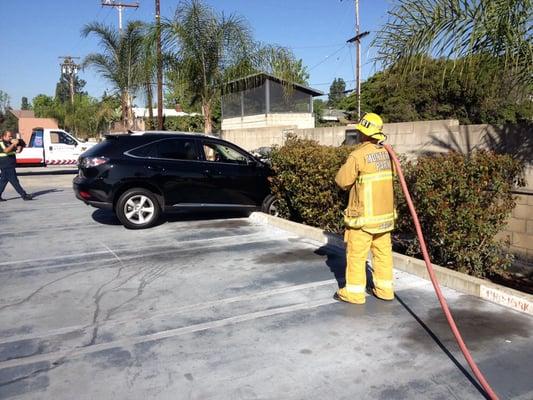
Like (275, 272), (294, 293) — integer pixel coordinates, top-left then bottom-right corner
(22, 194), (33, 201)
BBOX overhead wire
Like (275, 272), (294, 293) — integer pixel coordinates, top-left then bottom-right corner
(308, 44), (349, 72)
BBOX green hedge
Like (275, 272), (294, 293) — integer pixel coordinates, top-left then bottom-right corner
(270, 137), (525, 277)
(270, 137), (355, 233)
(394, 151), (524, 277)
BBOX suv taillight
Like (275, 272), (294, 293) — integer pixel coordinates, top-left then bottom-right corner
(81, 157), (109, 168)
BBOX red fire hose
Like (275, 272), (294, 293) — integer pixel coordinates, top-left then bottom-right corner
(383, 144), (499, 400)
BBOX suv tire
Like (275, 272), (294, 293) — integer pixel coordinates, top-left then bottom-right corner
(116, 188), (161, 229)
(261, 194), (280, 217)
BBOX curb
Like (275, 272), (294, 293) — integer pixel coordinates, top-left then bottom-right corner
(249, 212), (533, 316)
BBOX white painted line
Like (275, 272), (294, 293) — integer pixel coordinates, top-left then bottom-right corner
(0, 279), (337, 345)
(0, 232), (273, 268)
(0, 298), (337, 370)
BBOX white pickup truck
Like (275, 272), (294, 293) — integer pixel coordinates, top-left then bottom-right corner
(16, 128), (96, 166)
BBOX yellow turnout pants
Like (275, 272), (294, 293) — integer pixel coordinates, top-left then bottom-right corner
(336, 229), (394, 304)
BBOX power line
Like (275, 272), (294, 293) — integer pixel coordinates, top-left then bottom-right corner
(307, 44), (348, 72)
(285, 43), (346, 50)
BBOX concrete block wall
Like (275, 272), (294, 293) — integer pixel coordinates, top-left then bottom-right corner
(497, 192), (533, 261)
(222, 126), (347, 150)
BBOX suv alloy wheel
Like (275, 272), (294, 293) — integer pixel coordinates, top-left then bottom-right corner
(116, 188), (161, 229)
(261, 194), (280, 217)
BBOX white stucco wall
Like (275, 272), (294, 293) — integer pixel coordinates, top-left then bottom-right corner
(221, 113), (315, 131)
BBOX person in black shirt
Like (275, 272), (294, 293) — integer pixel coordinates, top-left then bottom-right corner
(0, 130), (32, 201)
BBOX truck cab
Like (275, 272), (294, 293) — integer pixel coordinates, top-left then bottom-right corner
(17, 128), (95, 166)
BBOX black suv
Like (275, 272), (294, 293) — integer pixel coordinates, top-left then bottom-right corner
(73, 132), (276, 229)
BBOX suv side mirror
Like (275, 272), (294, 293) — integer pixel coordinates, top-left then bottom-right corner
(246, 158), (258, 167)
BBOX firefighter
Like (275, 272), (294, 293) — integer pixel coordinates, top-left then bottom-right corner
(334, 113), (395, 304)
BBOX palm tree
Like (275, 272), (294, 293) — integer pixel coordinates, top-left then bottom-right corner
(82, 21), (146, 130)
(137, 28), (160, 128)
(161, 0), (310, 133)
(373, 0), (532, 88)
(161, 0), (255, 133)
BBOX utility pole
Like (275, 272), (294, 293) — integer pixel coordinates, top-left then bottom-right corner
(155, 0), (163, 130)
(346, 0), (369, 120)
(59, 56), (81, 104)
(101, 0), (139, 33)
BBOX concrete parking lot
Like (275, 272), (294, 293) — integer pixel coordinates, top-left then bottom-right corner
(0, 169), (532, 399)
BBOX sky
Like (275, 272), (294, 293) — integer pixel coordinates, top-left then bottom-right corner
(0, 0), (393, 108)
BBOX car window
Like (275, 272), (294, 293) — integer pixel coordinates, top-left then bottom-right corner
(203, 142), (249, 164)
(129, 142), (158, 158)
(156, 139), (199, 160)
(29, 130), (44, 148)
(51, 131), (77, 145)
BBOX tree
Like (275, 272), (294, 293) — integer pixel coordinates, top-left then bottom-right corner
(55, 74), (87, 103)
(32, 92), (120, 138)
(373, 0), (533, 91)
(0, 90), (17, 133)
(162, 0), (310, 133)
(313, 99), (326, 124)
(255, 44), (309, 85)
(338, 57), (533, 125)
(32, 94), (56, 118)
(82, 21), (146, 130)
(21, 97), (30, 110)
(162, 0), (255, 133)
(328, 78), (346, 108)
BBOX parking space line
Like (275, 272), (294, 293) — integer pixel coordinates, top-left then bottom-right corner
(0, 298), (337, 370)
(0, 279), (337, 346)
(0, 232), (272, 269)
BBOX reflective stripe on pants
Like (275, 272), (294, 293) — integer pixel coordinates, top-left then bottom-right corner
(336, 229), (394, 304)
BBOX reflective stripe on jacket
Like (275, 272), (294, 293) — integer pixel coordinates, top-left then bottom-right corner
(335, 142), (395, 234)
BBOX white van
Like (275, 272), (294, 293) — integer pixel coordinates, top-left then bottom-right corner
(16, 128), (96, 166)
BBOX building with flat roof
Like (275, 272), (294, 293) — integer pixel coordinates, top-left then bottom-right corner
(8, 109), (59, 143)
(221, 73), (323, 131)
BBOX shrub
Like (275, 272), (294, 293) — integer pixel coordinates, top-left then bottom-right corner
(270, 136), (355, 233)
(395, 151), (524, 277)
(270, 138), (525, 278)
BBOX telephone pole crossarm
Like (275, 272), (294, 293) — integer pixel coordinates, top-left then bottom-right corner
(346, 31), (370, 43)
(59, 56), (81, 104)
(101, 1), (139, 32)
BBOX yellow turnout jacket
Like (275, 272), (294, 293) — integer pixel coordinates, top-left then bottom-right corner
(335, 142), (395, 234)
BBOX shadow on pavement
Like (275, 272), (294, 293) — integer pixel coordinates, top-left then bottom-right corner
(395, 294), (489, 399)
(91, 209), (122, 226)
(30, 189), (64, 198)
(17, 168), (78, 176)
(314, 244), (376, 292)
(91, 209), (253, 227)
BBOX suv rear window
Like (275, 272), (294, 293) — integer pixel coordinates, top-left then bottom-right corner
(129, 138), (199, 161)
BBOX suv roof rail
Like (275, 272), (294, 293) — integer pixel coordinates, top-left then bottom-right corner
(104, 131), (221, 140)
(133, 131), (220, 139)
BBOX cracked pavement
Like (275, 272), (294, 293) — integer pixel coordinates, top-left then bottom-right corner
(0, 170), (532, 399)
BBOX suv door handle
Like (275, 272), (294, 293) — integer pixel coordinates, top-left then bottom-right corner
(148, 165), (164, 172)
